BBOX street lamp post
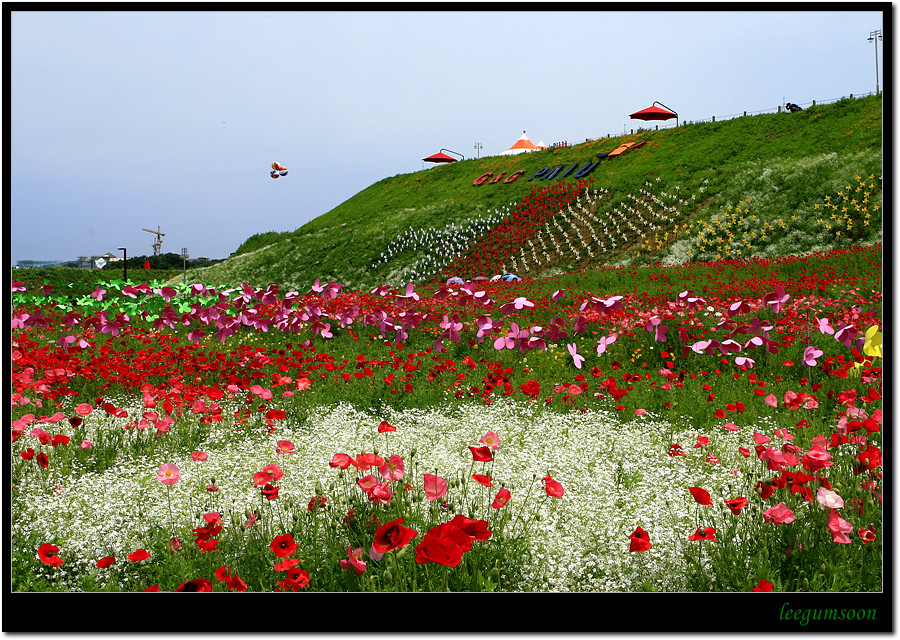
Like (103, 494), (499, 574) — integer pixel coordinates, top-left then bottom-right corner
(474, 142), (483, 159)
(181, 247), (189, 284)
(868, 29), (883, 95)
(118, 247), (127, 282)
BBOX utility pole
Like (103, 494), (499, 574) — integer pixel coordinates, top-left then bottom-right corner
(474, 142), (483, 159)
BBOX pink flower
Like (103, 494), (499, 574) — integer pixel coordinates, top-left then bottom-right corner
(378, 455), (405, 482)
(79, 440), (93, 449)
(423, 474), (448, 501)
(156, 463), (180, 486)
(479, 430), (502, 450)
(765, 394), (778, 407)
(340, 547), (367, 576)
(276, 440), (295, 454)
(191, 451), (208, 461)
(826, 509), (853, 544)
(816, 487), (844, 510)
(801, 444), (833, 472)
(762, 502), (795, 525)
(74, 403), (94, 416)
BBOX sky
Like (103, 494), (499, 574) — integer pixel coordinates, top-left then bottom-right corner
(9, 7), (886, 265)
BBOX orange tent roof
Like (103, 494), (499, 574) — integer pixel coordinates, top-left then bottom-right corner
(499, 131), (538, 155)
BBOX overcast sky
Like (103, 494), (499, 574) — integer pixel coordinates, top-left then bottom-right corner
(10, 8), (885, 265)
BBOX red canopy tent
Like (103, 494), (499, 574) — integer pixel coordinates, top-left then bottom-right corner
(423, 149), (464, 164)
(423, 152), (457, 163)
(629, 101), (678, 127)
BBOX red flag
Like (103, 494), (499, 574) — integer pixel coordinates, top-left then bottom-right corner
(143, 258), (151, 270)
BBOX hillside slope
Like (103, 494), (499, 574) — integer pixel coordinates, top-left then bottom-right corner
(185, 95), (882, 291)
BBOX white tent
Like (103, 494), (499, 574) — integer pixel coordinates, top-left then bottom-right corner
(535, 140), (548, 150)
(498, 131), (538, 156)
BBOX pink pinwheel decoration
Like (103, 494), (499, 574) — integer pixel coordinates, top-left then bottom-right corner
(816, 317), (835, 335)
(802, 346), (823, 367)
(572, 315), (587, 335)
(500, 296), (534, 314)
(596, 334), (617, 355)
(762, 285), (790, 315)
(567, 343), (585, 369)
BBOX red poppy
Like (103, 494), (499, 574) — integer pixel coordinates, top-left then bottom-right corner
(724, 497), (749, 515)
(128, 548), (151, 562)
(355, 452), (384, 470)
(196, 538), (220, 553)
(174, 578), (213, 592)
(414, 522), (472, 567)
(270, 534), (298, 558)
(858, 528), (877, 544)
(261, 483), (280, 500)
(688, 527), (718, 541)
(472, 473), (494, 487)
(468, 445), (493, 462)
(330, 453), (353, 469)
(448, 515), (492, 542)
(95, 556), (116, 568)
(628, 526), (652, 552)
(858, 444), (882, 470)
(689, 486), (713, 505)
(38, 543), (63, 567)
(378, 420), (396, 433)
(491, 487), (511, 509)
(519, 380), (541, 398)
(372, 518), (418, 554)
(752, 579), (774, 592)
(543, 474), (565, 497)
(274, 557), (301, 571)
(277, 568), (311, 591)
(667, 444), (686, 457)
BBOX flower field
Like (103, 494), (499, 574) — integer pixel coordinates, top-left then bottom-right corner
(10, 237), (884, 603)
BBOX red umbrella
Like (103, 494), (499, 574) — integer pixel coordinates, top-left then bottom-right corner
(422, 152), (458, 164)
(629, 101), (678, 126)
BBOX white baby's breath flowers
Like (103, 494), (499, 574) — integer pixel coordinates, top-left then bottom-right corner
(14, 396), (755, 592)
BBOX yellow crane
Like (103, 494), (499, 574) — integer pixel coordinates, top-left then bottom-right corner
(142, 226), (166, 256)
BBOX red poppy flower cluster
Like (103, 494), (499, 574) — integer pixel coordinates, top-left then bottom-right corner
(269, 533), (311, 591)
(192, 512), (223, 553)
(415, 515), (492, 567)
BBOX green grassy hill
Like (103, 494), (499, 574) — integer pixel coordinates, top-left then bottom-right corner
(186, 95), (882, 291)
